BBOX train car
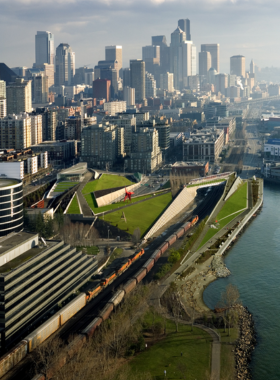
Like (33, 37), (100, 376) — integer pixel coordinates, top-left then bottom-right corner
(59, 293), (86, 325)
(98, 303), (114, 321)
(81, 317), (103, 339)
(25, 314), (61, 352)
(131, 249), (145, 262)
(132, 268), (147, 284)
(67, 334), (86, 358)
(87, 283), (102, 301)
(176, 227), (185, 239)
(150, 250), (161, 263)
(191, 215), (199, 225)
(158, 241), (169, 254)
(116, 258), (131, 275)
(0, 340), (28, 378)
(108, 290), (125, 307)
(100, 270), (116, 286)
(182, 221), (191, 233)
(122, 279), (137, 295)
(166, 234), (177, 247)
(142, 259), (154, 273)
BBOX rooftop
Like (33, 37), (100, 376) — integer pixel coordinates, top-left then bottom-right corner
(59, 162), (87, 175)
(0, 178), (21, 188)
(172, 161), (207, 167)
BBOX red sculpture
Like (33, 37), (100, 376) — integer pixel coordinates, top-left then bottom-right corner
(124, 188), (134, 201)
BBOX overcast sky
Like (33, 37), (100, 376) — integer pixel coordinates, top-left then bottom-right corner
(0, 0), (279, 73)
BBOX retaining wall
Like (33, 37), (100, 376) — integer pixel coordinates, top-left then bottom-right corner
(224, 176), (243, 201)
(96, 182), (143, 207)
(144, 186), (197, 240)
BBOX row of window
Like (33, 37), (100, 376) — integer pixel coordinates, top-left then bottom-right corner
(0, 186), (22, 197)
(0, 191), (23, 203)
(0, 211), (23, 225)
(0, 199), (23, 210)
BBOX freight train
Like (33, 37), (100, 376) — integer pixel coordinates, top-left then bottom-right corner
(0, 216), (199, 379)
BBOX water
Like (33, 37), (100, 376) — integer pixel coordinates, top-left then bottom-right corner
(203, 182), (280, 379)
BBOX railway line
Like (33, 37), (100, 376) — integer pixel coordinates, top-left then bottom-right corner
(3, 182), (225, 380)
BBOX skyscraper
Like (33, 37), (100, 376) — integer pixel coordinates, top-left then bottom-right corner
(250, 59), (255, 74)
(105, 46), (122, 77)
(160, 72), (174, 92)
(55, 44), (75, 86)
(230, 55), (245, 78)
(178, 19), (191, 40)
(170, 27), (186, 89)
(201, 44), (220, 73)
(35, 31), (55, 65)
(130, 60), (145, 103)
(151, 36), (170, 73)
(6, 78), (32, 115)
(199, 51), (212, 76)
(215, 73), (228, 95)
(0, 80), (6, 118)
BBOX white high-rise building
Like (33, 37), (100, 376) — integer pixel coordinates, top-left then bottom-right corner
(145, 72), (157, 98)
(104, 101), (127, 116)
(55, 44), (75, 86)
(35, 31), (55, 65)
(31, 114), (43, 145)
(0, 80), (6, 118)
(160, 72), (174, 92)
(199, 51), (211, 76)
(123, 86), (135, 106)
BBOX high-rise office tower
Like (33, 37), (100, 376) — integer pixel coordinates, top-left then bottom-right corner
(170, 27), (186, 89)
(105, 46), (122, 77)
(6, 78), (32, 115)
(215, 73), (228, 95)
(191, 45), (197, 76)
(201, 44), (220, 73)
(152, 36), (170, 73)
(178, 19), (191, 40)
(123, 86), (135, 106)
(160, 72), (174, 92)
(35, 31), (55, 65)
(92, 79), (111, 102)
(142, 46), (160, 64)
(33, 63), (54, 88)
(130, 60), (145, 103)
(199, 51), (212, 76)
(122, 68), (130, 88)
(250, 59), (255, 74)
(230, 55), (245, 78)
(55, 43), (75, 86)
(145, 72), (157, 98)
(33, 75), (49, 104)
(0, 80), (6, 118)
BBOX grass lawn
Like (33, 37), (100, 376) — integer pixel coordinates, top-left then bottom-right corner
(82, 174), (133, 195)
(85, 192), (159, 214)
(67, 195), (80, 214)
(103, 192), (173, 237)
(219, 327), (238, 380)
(187, 178), (226, 188)
(198, 182), (248, 249)
(54, 181), (79, 192)
(76, 245), (99, 255)
(130, 311), (212, 380)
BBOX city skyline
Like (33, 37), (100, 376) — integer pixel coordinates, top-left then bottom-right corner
(0, 0), (279, 72)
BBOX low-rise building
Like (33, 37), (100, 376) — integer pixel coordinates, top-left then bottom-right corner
(0, 232), (97, 349)
(183, 128), (224, 163)
(264, 139), (280, 160)
(30, 140), (77, 166)
(171, 161), (209, 177)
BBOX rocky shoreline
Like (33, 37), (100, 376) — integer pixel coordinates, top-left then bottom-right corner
(235, 305), (257, 379)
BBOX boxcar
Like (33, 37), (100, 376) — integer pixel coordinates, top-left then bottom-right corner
(25, 314), (60, 352)
(176, 228), (185, 239)
(59, 293), (86, 325)
(133, 268), (147, 283)
(0, 340), (28, 378)
(167, 234), (177, 247)
(158, 242), (169, 254)
(150, 250), (161, 263)
(108, 290), (125, 307)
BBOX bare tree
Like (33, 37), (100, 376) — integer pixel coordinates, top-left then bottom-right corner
(220, 284), (241, 336)
(132, 228), (141, 246)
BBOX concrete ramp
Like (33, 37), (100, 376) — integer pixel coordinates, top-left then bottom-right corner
(144, 186), (197, 240)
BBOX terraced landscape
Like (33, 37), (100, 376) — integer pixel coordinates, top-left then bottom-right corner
(54, 181), (79, 192)
(103, 192), (173, 236)
(82, 174), (133, 195)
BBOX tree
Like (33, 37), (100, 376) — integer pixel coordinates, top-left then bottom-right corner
(168, 250), (181, 264)
(132, 228), (141, 245)
(220, 284), (241, 336)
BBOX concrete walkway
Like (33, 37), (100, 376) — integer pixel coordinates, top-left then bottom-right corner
(76, 172), (94, 217)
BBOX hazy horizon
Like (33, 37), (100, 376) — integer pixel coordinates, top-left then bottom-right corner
(1, 0), (279, 74)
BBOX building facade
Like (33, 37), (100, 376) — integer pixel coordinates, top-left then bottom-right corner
(201, 44), (220, 73)
(230, 55), (245, 78)
(55, 44), (75, 86)
(130, 60), (145, 103)
(6, 79), (32, 115)
(35, 31), (55, 65)
(0, 114), (32, 150)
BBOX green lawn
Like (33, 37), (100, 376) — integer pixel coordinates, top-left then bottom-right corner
(76, 245), (99, 255)
(130, 311), (211, 380)
(67, 195), (80, 214)
(82, 174), (133, 195)
(103, 192), (173, 237)
(85, 192), (159, 214)
(187, 178), (226, 188)
(54, 181), (79, 192)
(199, 182), (248, 248)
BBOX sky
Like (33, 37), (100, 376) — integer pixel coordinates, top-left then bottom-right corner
(0, 0), (279, 73)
